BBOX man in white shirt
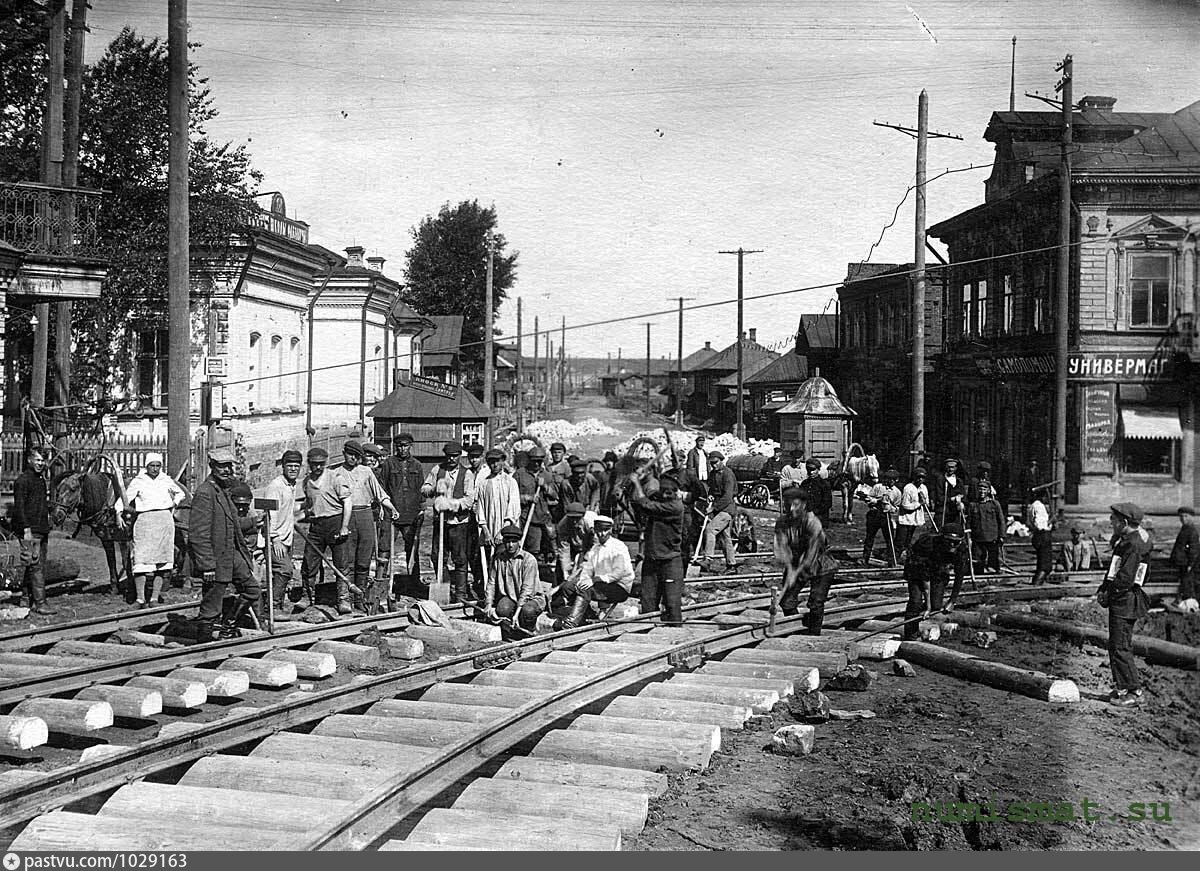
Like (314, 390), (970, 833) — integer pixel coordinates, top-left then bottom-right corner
(780, 449), (808, 488)
(422, 441), (478, 603)
(576, 515), (635, 614)
(475, 448), (521, 558)
(896, 467), (930, 561)
(1028, 489), (1053, 585)
(687, 436), (709, 483)
(264, 449), (303, 610)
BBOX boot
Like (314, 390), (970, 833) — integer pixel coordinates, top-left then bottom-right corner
(218, 599), (250, 639)
(802, 608), (825, 636)
(449, 570), (471, 605)
(193, 618), (217, 642)
(336, 579), (353, 615)
(553, 589), (592, 631)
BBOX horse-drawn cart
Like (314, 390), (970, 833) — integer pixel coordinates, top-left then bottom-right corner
(727, 454), (778, 510)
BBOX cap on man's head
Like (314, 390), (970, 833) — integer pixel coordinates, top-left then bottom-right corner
(977, 461), (992, 471)
(708, 451), (725, 461)
(342, 440), (364, 458)
(500, 524), (523, 540)
(944, 457), (959, 468)
(790, 448), (804, 459)
(603, 451), (618, 463)
(362, 443), (384, 459)
(564, 502), (586, 518)
(940, 522), (965, 541)
(805, 458), (821, 470)
(396, 433), (414, 446)
(781, 484), (806, 502)
(1178, 506), (1196, 516)
(280, 449), (303, 465)
(882, 468), (899, 479)
(528, 446), (547, 459)
(1110, 501), (1145, 524)
(443, 441), (463, 457)
(569, 458), (587, 470)
(1070, 519), (1089, 533)
(550, 442), (566, 452)
(208, 448), (235, 466)
(485, 448), (505, 461)
(306, 447), (329, 463)
(593, 514), (615, 526)
(467, 444), (485, 457)
(229, 481), (253, 503)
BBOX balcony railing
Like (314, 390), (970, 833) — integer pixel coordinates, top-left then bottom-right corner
(0, 181), (105, 260)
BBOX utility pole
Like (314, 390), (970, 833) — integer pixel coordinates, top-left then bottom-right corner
(32, 1), (66, 410)
(559, 316), (566, 407)
(875, 98), (961, 470)
(55, 0), (87, 412)
(167, 0), (190, 472)
(641, 322), (654, 416)
(546, 338), (554, 415)
(718, 247), (762, 440)
(532, 316), (539, 424)
(1053, 54), (1073, 511)
(515, 297), (524, 432)
(1009, 36), (1018, 112)
(482, 233), (494, 442)
(671, 296), (695, 426)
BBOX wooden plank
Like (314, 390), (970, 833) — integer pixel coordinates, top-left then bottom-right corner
(698, 661), (820, 692)
(308, 639), (381, 669)
(218, 656), (297, 688)
(250, 731), (435, 768)
(540, 650), (638, 668)
(313, 713), (464, 748)
(179, 755), (398, 801)
(48, 640), (138, 660)
(167, 666), (249, 697)
(125, 676), (207, 709)
(755, 636), (862, 660)
(531, 729), (712, 772)
(725, 647), (848, 671)
(420, 682), (538, 708)
(11, 698), (113, 732)
(453, 778), (648, 834)
(262, 648), (338, 678)
(402, 808), (621, 851)
(75, 684), (162, 719)
(470, 670), (578, 691)
(668, 672), (795, 698)
(366, 699), (510, 723)
(572, 712), (720, 752)
(640, 681), (779, 713)
(9, 811), (286, 851)
(495, 757), (668, 797)
(603, 695), (750, 729)
(99, 782), (349, 832)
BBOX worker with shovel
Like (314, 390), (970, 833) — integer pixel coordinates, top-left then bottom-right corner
(900, 523), (967, 639)
(774, 485), (838, 635)
(421, 442), (477, 604)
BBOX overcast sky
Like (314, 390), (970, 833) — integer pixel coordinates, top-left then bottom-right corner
(87, 0), (1200, 360)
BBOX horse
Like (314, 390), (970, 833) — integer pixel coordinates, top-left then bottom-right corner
(834, 443), (880, 524)
(50, 457), (135, 592)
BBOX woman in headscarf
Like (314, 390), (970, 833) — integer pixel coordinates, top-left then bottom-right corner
(124, 453), (186, 607)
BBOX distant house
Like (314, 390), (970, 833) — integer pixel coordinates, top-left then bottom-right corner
(744, 350), (810, 440)
(420, 315), (464, 385)
(661, 341), (718, 418)
(684, 329), (779, 428)
(796, 314), (839, 378)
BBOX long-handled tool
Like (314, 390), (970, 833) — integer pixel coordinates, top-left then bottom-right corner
(292, 525), (361, 595)
(958, 503), (980, 593)
(766, 585), (780, 636)
(428, 509), (450, 606)
(685, 508), (711, 579)
(518, 482), (542, 552)
(886, 512), (899, 567)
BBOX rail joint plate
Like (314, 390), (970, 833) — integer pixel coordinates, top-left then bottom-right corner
(668, 642), (705, 669)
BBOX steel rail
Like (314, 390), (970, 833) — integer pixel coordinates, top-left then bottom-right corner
(0, 593), (769, 831)
(0, 604), (461, 705)
(0, 600), (201, 651)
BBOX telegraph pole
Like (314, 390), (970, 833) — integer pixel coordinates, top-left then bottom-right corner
(167, 0), (191, 472)
(1053, 54), (1073, 510)
(875, 98), (961, 470)
(515, 297), (524, 431)
(483, 233), (494, 442)
(546, 337), (554, 415)
(671, 296), (695, 426)
(641, 322), (654, 416)
(532, 317), (539, 423)
(559, 316), (566, 407)
(718, 247), (762, 440)
(32, 2), (66, 409)
(55, 0), (87, 411)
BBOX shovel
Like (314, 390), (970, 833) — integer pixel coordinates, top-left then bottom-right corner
(685, 509), (711, 579)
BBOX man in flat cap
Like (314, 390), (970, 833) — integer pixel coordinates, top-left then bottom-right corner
(901, 522), (966, 637)
(699, 451), (739, 574)
(299, 446), (353, 611)
(422, 441), (477, 603)
(1057, 518), (1100, 576)
(1098, 502), (1152, 705)
(929, 457), (968, 531)
(264, 449), (304, 610)
(190, 448), (258, 639)
(378, 433), (425, 601)
(1170, 506), (1200, 612)
(339, 439), (400, 611)
(968, 461), (993, 504)
(484, 523), (548, 630)
(475, 448), (521, 572)
(780, 448), (808, 489)
(514, 444), (560, 563)
(548, 442), (571, 478)
(799, 458), (833, 525)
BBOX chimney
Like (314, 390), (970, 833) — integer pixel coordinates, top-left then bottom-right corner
(1079, 96), (1116, 112)
(345, 245), (365, 267)
(704, 341), (712, 350)
(749, 328), (757, 343)
(366, 255), (385, 272)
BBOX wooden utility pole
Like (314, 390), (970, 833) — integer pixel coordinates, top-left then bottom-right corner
(515, 297), (524, 431)
(1053, 55), (1073, 510)
(32, 2), (66, 409)
(875, 100), (961, 471)
(55, 0), (87, 411)
(642, 322), (653, 416)
(167, 0), (191, 472)
(482, 233), (494, 442)
(559, 316), (565, 406)
(672, 296), (695, 426)
(718, 247), (762, 440)
(532, 316), (539, 423)
(546, 338), (554, 415)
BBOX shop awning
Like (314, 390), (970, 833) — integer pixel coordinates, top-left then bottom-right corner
(1120, 406), (1182, 440)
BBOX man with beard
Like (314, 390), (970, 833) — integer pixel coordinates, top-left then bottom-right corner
(190, 449), (258, 640)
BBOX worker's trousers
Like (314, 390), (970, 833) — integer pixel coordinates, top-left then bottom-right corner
(780, 571), (834, 635)
(863, 511), (896, 565)
(702, 510), (737, 566)
(640, 555), (684, 625)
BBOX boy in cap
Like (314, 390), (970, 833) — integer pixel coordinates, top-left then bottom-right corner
(264, 449), (304, 609)
(475, 448), (522, 559)
(968, 480), (1006, 574)
(548, 442), (571, 478)
(1027, 487), (1054, 585)
(299, 446), (353, 610)
(421, 441), (477, 603)
(378, 433), (425, 599)
(484, 523), (548, 630)
(1098, 503), (1152, 705)
(576, 514), (636, 614)
(774, 485), (837, 634)
(857, 469), (901, 566)
(780, 449), (808, 488)
(631, 474), (685, 625)
(799, 458), (832, 524)
(12, 447), (54, 615)
(1056, 518), (1100, 575)
(1169, 506), (1200, 612)
(190, 449), (258, 639)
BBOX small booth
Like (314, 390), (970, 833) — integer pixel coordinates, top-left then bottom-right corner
(775, 371), (857, 466)
(368, 374), (491, 462)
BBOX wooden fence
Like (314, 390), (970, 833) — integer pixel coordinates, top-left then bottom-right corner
(1, 432), (172, 498)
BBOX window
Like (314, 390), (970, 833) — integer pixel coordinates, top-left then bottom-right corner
(270, 335), (283, 406)
(1129, 254), (1171, 327)
(960, 284), (971, 337)
(977, 280), (989, 336)
(290, 337), (302, 405)
(1120, 405), (1182, 476)
(135, 328), (168, 408)
(1002, 275), (1014, 334)
(1031, 266), (1048, 333)
(248, 332), (262, 411)
(461, 423), (484, 446)
(374, 344), (384, 399)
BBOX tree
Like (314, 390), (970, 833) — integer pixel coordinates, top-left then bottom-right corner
(0, 24), (261, 409)
(401, 200), (518, 393)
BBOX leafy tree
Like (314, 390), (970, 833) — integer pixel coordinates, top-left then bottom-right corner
(0, 22), (261, 408)
(401, 200), (518, 393)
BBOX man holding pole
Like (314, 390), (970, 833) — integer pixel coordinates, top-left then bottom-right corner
(263, 449), (303, 611)
(379, 433), (426, 598)
(514, 445), (558, 561)
(299, 447), (353, 612)
(857, 469), (901, 567)
(422, 442), (477, 603)
(341, 440), (401, 611)
(190, 449), (258, 640)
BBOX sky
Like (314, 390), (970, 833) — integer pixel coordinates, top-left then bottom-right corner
(86, 0), (1200, 361)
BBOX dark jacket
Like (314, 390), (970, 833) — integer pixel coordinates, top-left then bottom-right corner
(929, 472), (968, 527)
(636, 494), (683, 560)
(379, 456), (425, 524)
(903, 533), (957, 588)
(799, 474), (833, 519)
(970, 499), (1006, 543)
(12, 469), (50, 535)
(1100, 528), (1152, 620)
(189, 475), (254, 584)
(1170, 523), (1200, 575)
(707, 466), (738, 515)
(686, 447), (708, 478)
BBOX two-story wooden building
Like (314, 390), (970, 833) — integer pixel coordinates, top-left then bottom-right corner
(683, 330), (779, 429)
(928, 96), (1200, 510)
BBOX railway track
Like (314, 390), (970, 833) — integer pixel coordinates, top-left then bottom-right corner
(1, 579), (1090, 852)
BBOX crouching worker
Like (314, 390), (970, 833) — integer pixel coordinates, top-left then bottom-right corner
(190, 450), (259, 641)
(575, 514), (635, 619)
(483, 524), (548, 631)
(901, 523), (966, 638)
(774, 485), (837, 635)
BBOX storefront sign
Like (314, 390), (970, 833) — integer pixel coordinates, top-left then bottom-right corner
(409, 374), (458, 400)
(975, 352), (1174, 381)
(1082, 384), (1115, 473)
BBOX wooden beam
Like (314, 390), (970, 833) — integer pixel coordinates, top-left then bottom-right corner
(898, 640), (1079, 702)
